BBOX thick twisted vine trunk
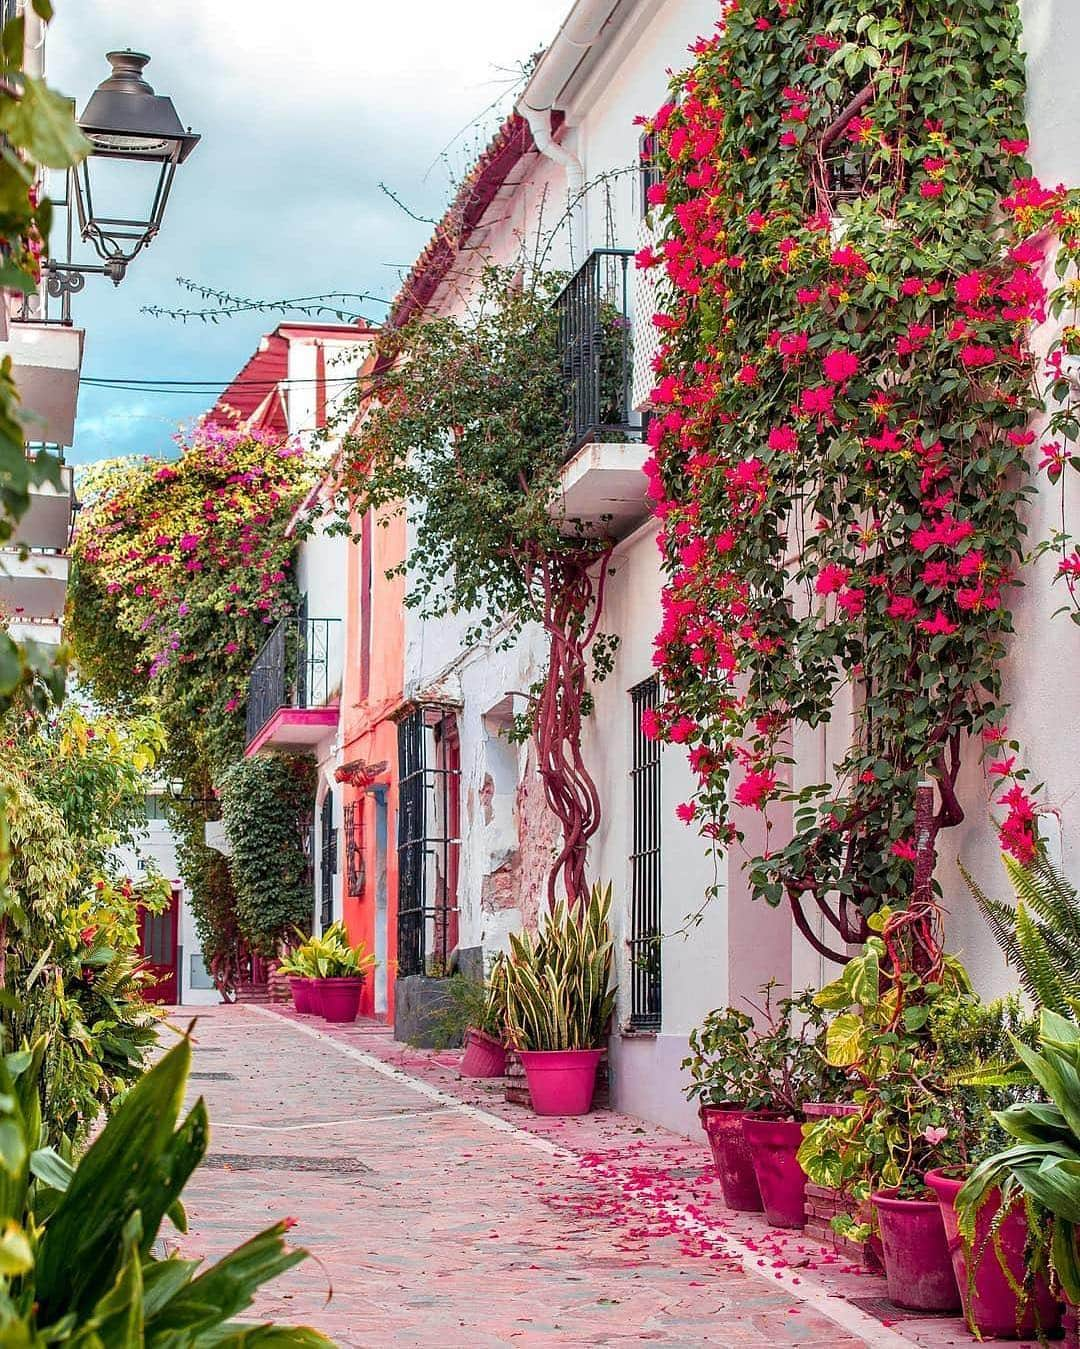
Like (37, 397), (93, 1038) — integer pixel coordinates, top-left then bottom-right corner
(525, 543), (613, 909)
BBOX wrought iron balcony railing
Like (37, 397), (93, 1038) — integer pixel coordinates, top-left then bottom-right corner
(556, 248), (640, 453)
(245, 616), (341, 745)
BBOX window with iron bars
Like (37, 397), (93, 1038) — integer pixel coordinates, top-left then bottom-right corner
(639, 129), (662, 220)
(319, 790), (337, 933)
(396, 704), (461, 978)
(629, 676), (662, 1030)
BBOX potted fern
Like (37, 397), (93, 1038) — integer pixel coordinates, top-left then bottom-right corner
(504, 883), (616, 1116)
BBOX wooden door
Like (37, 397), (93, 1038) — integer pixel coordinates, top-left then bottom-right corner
(138, 887), (180, 1004)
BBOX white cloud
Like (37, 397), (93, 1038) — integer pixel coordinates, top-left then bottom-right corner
(47, 0), (573, 464)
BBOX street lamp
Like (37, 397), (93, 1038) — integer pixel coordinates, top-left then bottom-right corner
(46, 50), (199, 300)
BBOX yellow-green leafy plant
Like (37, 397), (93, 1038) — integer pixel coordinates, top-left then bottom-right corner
(504, 884), (616, 1052)
(292, 923), (376, 980)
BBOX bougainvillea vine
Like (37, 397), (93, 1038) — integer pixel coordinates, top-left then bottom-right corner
(639, 0), (1072, 959)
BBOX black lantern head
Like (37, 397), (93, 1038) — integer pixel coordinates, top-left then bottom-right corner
(73, 51), (200, 282)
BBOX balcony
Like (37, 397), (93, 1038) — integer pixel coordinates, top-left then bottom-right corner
(245, 616), (342, 755)
(552, 250), (649, 540)
(0, 322), (84, 448)
(0, 548), (69, 622)
(556, 248), (640, 452)
(11, 460), (75, 550)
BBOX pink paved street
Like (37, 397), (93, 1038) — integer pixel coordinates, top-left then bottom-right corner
(175, 1007), (1041, 1348)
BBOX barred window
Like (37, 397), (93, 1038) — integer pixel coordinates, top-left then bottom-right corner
(396, 705), (461, 977)
(629, 676), (662, 1029)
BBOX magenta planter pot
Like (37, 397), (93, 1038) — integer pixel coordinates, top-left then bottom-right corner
(316, 976), (365, 1024)
(699, 1104), (763, 1212)
(741, 1114), (807, 1228)
(871, 1190), (960, 1312)
(289, 976), (316, 1015)
(925, 1169), (1061, 1338)
(519, 1048), (602, 1116)
(460, 1028), (507, 1078)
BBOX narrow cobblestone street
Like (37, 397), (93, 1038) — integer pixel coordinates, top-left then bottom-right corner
(173, 1006), (1009, 1349)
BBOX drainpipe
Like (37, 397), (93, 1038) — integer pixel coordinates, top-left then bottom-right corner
(517, 0), (619, 262)
(519, 104), (585, 262)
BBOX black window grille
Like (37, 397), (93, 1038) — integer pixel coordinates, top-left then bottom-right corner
(319, 791), (337, 932)
(556, 248), (639, 453)
(629, 676), (662, 1030)
(343, 799), (365, 899)
(639, 130), (662, 219)
(396, 705), (461, 977)
(246, 616), (340, 745)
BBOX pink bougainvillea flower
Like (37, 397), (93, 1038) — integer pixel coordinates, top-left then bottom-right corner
(822, 349), (859, 383)
(920, 180), (944, 199)
(960, 344), (997, 369)
(734, 768), (777, 810)
(891, 839), (918, 862)
(815, 562), (849, 595)
(676, 802), (697, 823)
(918, 608), (957, 636)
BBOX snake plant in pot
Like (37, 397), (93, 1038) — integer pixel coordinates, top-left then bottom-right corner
(504, 882), (616, 1116)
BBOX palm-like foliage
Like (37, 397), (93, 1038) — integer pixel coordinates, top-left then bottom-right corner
(956, 1009), (1080, 1303)
(504, 883), (616, 1052)
(963, 853), (1080, 1016)
(0, 1031), (332, 1344)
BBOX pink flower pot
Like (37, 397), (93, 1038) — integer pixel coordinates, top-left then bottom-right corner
(460, 1028), (507, 1078)
(742, 1114), (807, 1228)
(699, 1104), (763, 1212)
(289, 976), (316, 1015)
(519, 1048), (602, 1116)
(871, 1190), (960, 1312)
(925, 1169), (1061, 1338)
(316, 976), (365, 1024)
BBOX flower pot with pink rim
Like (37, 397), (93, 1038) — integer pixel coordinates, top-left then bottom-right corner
(699, 1104), (763, 1212)
(519, 1048), (602, 1116)
(460, 1028), (507, 1078)
(742, 1113), (808, 1228)
(925, 1168), (1061, 1338)
(317, 976), (365, 1024)
(289, 976), (316, 1015)
(871, 1189), (960, 1312)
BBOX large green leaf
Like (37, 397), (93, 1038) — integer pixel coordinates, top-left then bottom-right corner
(824, 1013), (865, 1067)
(35, 1035), (192, 1318)
(0, 76), (89, 168)
(144, 1223), (308, 1343)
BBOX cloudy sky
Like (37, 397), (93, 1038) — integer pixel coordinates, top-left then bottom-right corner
(47, 0), (570, 464)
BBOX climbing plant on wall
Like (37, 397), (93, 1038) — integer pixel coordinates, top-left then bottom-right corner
(640, 0), (1065, 959)
(218, 754), (316, 955)
(66, 417), (312, 982)
(333, 267), (616, 906)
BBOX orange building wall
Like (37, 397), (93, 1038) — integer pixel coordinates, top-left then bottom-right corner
(339, 499), (406, 1021)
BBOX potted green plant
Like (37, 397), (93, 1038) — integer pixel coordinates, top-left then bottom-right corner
(723, 985), (841, 1229)
(278, 931), (319, 1014)
(459, 957), (509, 1077)
(683, 1006), (765, 1213)
(950, 1009), (1074, 1340)
(503, 883), (615, 1116)
(306, 923), (377, 1023)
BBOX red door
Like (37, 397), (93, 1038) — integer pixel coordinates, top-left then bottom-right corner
(138, 887), (180, 1004)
